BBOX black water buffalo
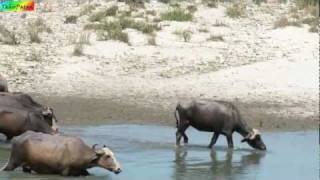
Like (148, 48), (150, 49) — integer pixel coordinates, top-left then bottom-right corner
(2, 131), (122, 176)
(0, 92), (58, 131)
(0, 107), (57, 140)
(174, 100), (266, 150)
(0, 75), (8, 92)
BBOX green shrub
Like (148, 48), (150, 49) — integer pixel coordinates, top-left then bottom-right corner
(161, 8), (193, 21)
(274, 16), (302, 28)
(226, 3), (245, 18)
(203, 0), (218, 8)
(95, 21), (129, 43)
(65, 15), (78, 24)
(88, 10), (106, 22)
(106, 5), (118, 16)
(79, 4), (96, 16)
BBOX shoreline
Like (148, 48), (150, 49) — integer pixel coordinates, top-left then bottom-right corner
(34, 95), (318, 131)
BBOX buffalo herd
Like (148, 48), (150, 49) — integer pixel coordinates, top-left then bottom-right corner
(0, 76), (266, 176)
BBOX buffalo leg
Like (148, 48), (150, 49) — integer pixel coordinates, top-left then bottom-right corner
(22, 165), (32, 173)
(176, 131), (182, 145)
(208, 133), (220, 148)
(226, 135), (234, 148)
(2, 157), (22, 171)
(176, 125), (189, 145)
(79, 169), (89, 176)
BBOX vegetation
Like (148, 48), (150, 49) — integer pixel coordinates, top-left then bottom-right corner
(174, 30), (192, 42)
(79, 4), (96, 16)
(72, 33), (91, 56)
(95, 21), (129, 43)
(85, 16), (158, 35)
(226, 3), (245, 18)
(26, 18), (51, 43)
(73, 43), (84, 56)
(27, 26), (41, 43)
(207, 34), (224, 41)
(0, 25), (19, 45)
(88, 6), (119, 22)
(148, 34), (157, 46)
(161, 8), (193, 21)
(65, 15), (78, 24)
(203, 0), (218, 8)
(274, 16), (302, 28)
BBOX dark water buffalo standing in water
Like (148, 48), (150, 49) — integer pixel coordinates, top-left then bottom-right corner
(0, 92), (59, 140)
(0, 108), (56, 140)
(175, 100), (266, 150)
(2, 131), (122, 176)
(0, 75), (8, 92)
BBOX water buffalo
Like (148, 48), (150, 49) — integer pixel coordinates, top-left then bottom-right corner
(2, 131), (122, 176)
(0, 75), (8, 92)
(174, 100), (266, 150)
(0, 92), (58, 132)
(0, 107), (56, 140)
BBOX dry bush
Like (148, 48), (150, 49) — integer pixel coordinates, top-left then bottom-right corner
(226, 2), (246, 18)
(0, 25), (19, 45)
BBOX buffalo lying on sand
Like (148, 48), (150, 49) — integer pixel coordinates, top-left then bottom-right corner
(174, 100), (266, 150)
(0, 92), (59, 140)
(2, 131), (122, 176)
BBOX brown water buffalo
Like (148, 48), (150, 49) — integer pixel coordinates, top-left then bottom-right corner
(0, 92), (58, 132)
(0, 75), (8, 92)
(0, 107), (56, 140)
(2, 131), (122, 176)
(175, 100), (266, 150)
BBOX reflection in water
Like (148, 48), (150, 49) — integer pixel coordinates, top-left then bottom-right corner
(173, 147), (266, 180)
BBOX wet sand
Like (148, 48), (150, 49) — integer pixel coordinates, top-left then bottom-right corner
(35, 95), (318, 131)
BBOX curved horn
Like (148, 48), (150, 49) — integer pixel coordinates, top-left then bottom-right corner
(249, 129), (261, 140)
(92, 144), (99, 150)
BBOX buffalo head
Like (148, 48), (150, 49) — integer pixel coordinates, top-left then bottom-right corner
(92, 144), (122, 174)
(41, 107), (59, 133)
(241, 129), (266, 151)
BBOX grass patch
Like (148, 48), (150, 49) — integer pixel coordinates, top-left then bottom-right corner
(79, 4), (96, 16)
(274, 16), (302, 28)
(148, 33), (157, 46)
(161, 8), (193, 21)
(73, 43), (84, 56)
(226, 3), (245, 18)
(203, 0), (218, 8)
(95, 21), (129, 43)
(27, 26), (41, 43)
(85, 17), (158, 34)
(89, 10), (106, 22)
(207, 34), (224, 41)
(174, 30), (192, 42)
(65, 15), (78, 24)
(72, 32), (91, 56)
(0, 25), (19, 45)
